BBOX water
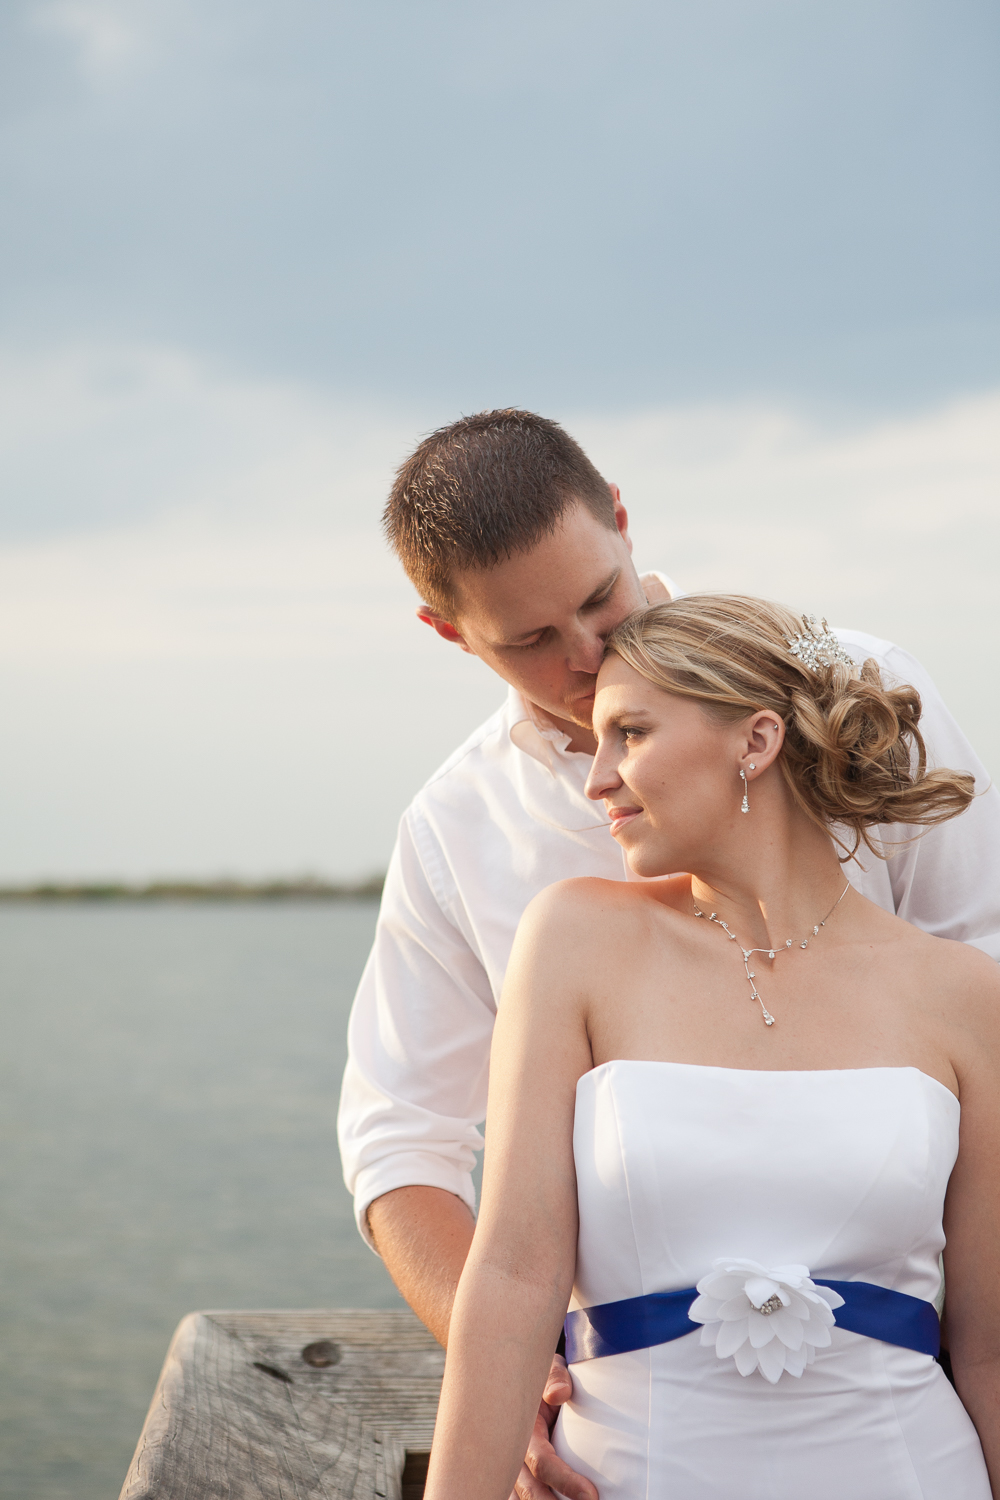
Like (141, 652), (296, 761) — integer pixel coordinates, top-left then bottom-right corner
(0, 902), (408, 1500)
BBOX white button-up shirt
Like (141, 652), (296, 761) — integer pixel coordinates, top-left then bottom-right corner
(338, 628), (1000, 1246)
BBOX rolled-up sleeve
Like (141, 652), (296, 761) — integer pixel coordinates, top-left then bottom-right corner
(338, 807), (497, 1250)
(879, 644), (1000, 960)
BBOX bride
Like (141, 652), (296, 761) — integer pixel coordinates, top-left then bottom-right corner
(423, 595), (1000, 1500)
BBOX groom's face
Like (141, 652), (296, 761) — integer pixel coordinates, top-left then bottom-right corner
(418, 494), (647, 732)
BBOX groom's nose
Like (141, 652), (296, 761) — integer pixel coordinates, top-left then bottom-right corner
(565, 621), (607, 677)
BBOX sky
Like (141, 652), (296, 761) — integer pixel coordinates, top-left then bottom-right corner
(0, 0), (997, 880)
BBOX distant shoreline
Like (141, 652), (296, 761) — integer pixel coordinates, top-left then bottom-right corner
(0, 877), (385, 903)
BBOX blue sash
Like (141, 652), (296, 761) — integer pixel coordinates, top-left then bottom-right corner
(563, 1280), (940, 1365)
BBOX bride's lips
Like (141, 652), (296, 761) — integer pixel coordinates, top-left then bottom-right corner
(607, 805), (642, 836)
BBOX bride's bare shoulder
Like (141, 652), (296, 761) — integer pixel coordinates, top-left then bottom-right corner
(902, 921), (998, 985)
(518, 874), (692, 945)
(918, 930), (1000, 1013)
(896, 924), (1000, 1062)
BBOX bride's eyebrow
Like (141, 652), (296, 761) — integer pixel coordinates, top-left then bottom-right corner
(603, 707), (655, 729)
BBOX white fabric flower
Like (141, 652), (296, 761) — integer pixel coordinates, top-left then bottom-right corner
(688, 1257), (845, 1384)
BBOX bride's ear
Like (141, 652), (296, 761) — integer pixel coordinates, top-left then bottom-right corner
(740, 713), (785, 777)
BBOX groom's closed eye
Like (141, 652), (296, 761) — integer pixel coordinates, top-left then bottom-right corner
(580, 571), (622, 613)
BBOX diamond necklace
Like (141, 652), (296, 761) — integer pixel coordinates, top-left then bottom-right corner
(693, 882), (851, 1027)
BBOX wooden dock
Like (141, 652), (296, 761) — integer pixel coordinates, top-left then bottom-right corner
(119, 1309), (443, 1499)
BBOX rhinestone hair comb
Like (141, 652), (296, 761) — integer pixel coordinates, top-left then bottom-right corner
(786, 616), (855, 674)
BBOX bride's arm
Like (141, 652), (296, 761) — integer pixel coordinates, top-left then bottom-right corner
(424, 881), (600, 1500)
(940, 950), (1000, 1495)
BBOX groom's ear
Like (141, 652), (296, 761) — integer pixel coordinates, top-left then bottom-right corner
(416, 605), (475, 654)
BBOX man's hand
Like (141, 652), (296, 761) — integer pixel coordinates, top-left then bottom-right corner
(510, 1355), (599, 1500)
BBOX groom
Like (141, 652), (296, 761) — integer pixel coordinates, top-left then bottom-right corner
(338, 408), (1000, 1500)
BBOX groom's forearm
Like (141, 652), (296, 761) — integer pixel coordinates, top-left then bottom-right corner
(367, 1184), (476, 1347)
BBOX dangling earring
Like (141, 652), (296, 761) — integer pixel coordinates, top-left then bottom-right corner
(740, 763), (756, 814)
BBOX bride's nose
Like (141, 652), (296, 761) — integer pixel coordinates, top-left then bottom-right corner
(585, 740), (623, 802)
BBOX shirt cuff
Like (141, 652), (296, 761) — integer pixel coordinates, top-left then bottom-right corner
(353, 1152), (479, 1253)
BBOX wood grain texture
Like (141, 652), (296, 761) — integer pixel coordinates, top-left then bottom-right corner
(119, 1310), (443, 1500)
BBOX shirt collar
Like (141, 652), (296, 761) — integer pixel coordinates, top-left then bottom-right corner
(507, 687), (583, 772)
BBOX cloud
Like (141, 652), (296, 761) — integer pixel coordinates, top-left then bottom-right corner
(579, 390), (999, 606)
(3, 362), (997, 671)
(4, 2), (998, 409)
(0, 341), (420, 536)
(29, 0), (155, 77)
(0, 341), (997, 879)
(578, 393), (1000, 768)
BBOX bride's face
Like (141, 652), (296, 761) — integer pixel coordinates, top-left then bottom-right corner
(586, 655), (746, 878)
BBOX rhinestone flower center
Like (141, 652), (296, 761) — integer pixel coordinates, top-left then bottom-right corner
(786, 615), (855, 674)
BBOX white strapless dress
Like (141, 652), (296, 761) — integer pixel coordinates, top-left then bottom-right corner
(553, 1062), (990, 1498)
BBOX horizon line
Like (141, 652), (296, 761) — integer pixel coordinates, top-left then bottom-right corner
(0, 876), (385, 903)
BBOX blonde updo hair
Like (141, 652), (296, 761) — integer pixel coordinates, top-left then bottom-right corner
(604, 595), (975, 861)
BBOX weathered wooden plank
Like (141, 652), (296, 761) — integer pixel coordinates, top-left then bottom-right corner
(119, 1310), (443, 1500)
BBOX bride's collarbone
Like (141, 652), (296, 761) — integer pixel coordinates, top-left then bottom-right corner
(582, 910), (961, 1084)
(585, 958), (952, 1076)
(586, 1014), (957, 1087)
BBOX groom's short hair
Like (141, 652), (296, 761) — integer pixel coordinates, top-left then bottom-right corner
(384, 409), (617, 618)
